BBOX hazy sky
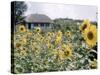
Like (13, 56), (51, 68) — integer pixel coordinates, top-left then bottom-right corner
(24, 2), (97, 21)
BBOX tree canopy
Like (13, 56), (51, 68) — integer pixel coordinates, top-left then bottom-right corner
(13, 1), (27, 25)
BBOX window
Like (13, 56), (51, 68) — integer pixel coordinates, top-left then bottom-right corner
(31, 24), (34, 29)
(41, 23), (44, 27)
(46, 23), (49, 27)
(34, 24), (38, 27)
(28, 23), (31, 29)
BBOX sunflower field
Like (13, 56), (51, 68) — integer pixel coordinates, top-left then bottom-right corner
(11, 19), (97, 73)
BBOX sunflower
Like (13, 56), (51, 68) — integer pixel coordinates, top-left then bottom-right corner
(67, 43), (73, 50)
(58, 50), (65, 60)
(80, 19), (90, 33)
(44, 37), (51, 44)
(62, 44), (66, 50)
(40, 36), (44, 42)
(19, 47), (28, 56)
(53, 49), (58, 55)
(89, 59), (97, 69)
(64, 44), (72, 59)
(47, 32), (52, 36)
(57, 30), (62, 37)
(20, 38), (27, 45)
(46, 43), (52, 49)
(27, 31), (33, 36)
(51, 32), (55, 37)
(66, 31), (72, 38)
(35, 27), (41, 33)
(18, 25), (26, 33)
(65, 48), (72, 58)
(55, 36), (62, 44)
(32, 42), (37, 51)
(84, 24), (97, 48)
(15, 42), (21, 48)
(47, 35), (52, 41)
(55, 31), (62, 44)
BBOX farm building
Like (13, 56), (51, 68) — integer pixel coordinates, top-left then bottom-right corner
(24, 14), (53, 30)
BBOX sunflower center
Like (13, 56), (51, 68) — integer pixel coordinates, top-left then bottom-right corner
(16, 43), (21, 48)
(82, 24), (87, 31)
(65, 51), (69, 56)
(23, 48), (26, 50)
(37, 29), (39, 31)
(87, 31), (93, 40)
(35, 47), (38, 50)
(20, 28), (24, 31)
(48, 33), (50, 36)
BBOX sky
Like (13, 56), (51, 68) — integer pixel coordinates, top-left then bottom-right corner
(24, 2), (97, 22)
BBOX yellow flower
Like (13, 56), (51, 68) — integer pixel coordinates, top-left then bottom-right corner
(18, 25), (26, 33)
(40, 36), (44, 42)
(20, 38), (27, 45)
(53, 49), (58, 55)
(67, 43), (73, 50)
(65, 48), (72, 58)
(66, 31), (72, 38)
(44, 38), (50, 44)
(32, 42), (37, 51)
(32, 42), (37, 46)
(46, 43), (50, 48)
(89, 59), (97, 69)
(27, 31), (33, 36)
(80, 19), (90, 33)
(64, 44), (73, 58)
(84, 24), (97, 48)
(47, 36), (51, 41)
(19, 47), (27, 56)
(58, 50), (65, 60)
(15, 42), (21, 48)
(55, 31), (62, 44)
(62, 44), (66, 50)
(55, 36), (62, 44)
(35, 27), (41, 33)
(51, 32), (55, 37)
(47, 32), (52, 36)
(57, 30), (62, 37)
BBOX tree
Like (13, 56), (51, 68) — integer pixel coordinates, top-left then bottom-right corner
(12, 1), (27, 25)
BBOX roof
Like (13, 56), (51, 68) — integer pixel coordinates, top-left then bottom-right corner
(24, 14), (52, 23)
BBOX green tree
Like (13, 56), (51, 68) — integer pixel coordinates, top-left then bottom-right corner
(12, 1), (27, 25)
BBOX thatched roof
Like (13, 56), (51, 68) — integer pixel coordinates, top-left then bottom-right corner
(25, 14), (52, 23)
